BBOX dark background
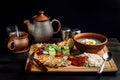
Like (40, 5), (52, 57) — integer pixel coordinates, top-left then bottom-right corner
(0, 1), (120, 80)
(1, 0), (120, 49)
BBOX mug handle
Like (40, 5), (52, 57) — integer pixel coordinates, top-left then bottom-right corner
(7, 40), (15, 51)
(51, 19), (61, 34)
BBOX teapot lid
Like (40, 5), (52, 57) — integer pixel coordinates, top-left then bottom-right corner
(33, 11), (49, 21)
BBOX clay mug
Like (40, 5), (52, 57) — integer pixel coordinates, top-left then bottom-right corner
(7, 31), (29, 53)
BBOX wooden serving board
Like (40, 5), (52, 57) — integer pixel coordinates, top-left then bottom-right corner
(25, 44), (118, 72)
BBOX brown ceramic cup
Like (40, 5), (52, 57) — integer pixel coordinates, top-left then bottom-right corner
(7, 31), (29, 53)
(73, 32), (108, 53)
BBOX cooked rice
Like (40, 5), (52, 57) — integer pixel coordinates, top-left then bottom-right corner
(78, 52), (104, 67)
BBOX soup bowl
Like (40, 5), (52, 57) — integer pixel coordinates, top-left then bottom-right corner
(73, 32), (108, 53)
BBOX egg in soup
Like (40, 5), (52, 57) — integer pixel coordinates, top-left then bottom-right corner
(76, 38), (101, 45)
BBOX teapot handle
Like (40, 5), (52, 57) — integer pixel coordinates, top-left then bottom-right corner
(51, 19), (61, 34)
(7, 40), (15, 51)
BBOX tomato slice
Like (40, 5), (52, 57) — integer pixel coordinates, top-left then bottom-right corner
(55, 52), (63, 57)
(68, 55), (75, 60)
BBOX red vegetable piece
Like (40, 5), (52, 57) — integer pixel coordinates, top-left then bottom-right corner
(68, 56), (75, 61)
(26, 59), (33, 71)
(55, 52), (63, 57)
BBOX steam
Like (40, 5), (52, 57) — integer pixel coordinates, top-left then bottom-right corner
(15, 25), (20, 37)
(6, 25), (20, 37)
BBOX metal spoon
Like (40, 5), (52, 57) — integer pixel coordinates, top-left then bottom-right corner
(98, 52), (112, 74)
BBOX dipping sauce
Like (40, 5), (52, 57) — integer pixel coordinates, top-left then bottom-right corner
(76, 38), (101, 45)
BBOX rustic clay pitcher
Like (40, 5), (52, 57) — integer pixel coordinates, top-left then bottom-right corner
(24, 10), (61, 42)
(7, 31), (29, 53)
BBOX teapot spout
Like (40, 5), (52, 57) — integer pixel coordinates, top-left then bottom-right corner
(24, 20), (34, 34)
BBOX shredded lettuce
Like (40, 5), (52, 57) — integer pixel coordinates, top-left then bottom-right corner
(44, 44), (51, 52)
(36, 43), (42, 48)
(62, 45), (70, 56)
(33, 43), (42, 51)
(44, 43), (61, 52)
(34, 43), (70, 57)
(52, 44), (61, 52)
(49, 46), (56, 56)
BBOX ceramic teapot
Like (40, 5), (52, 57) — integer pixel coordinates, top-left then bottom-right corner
(24, 11), (61, 42)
